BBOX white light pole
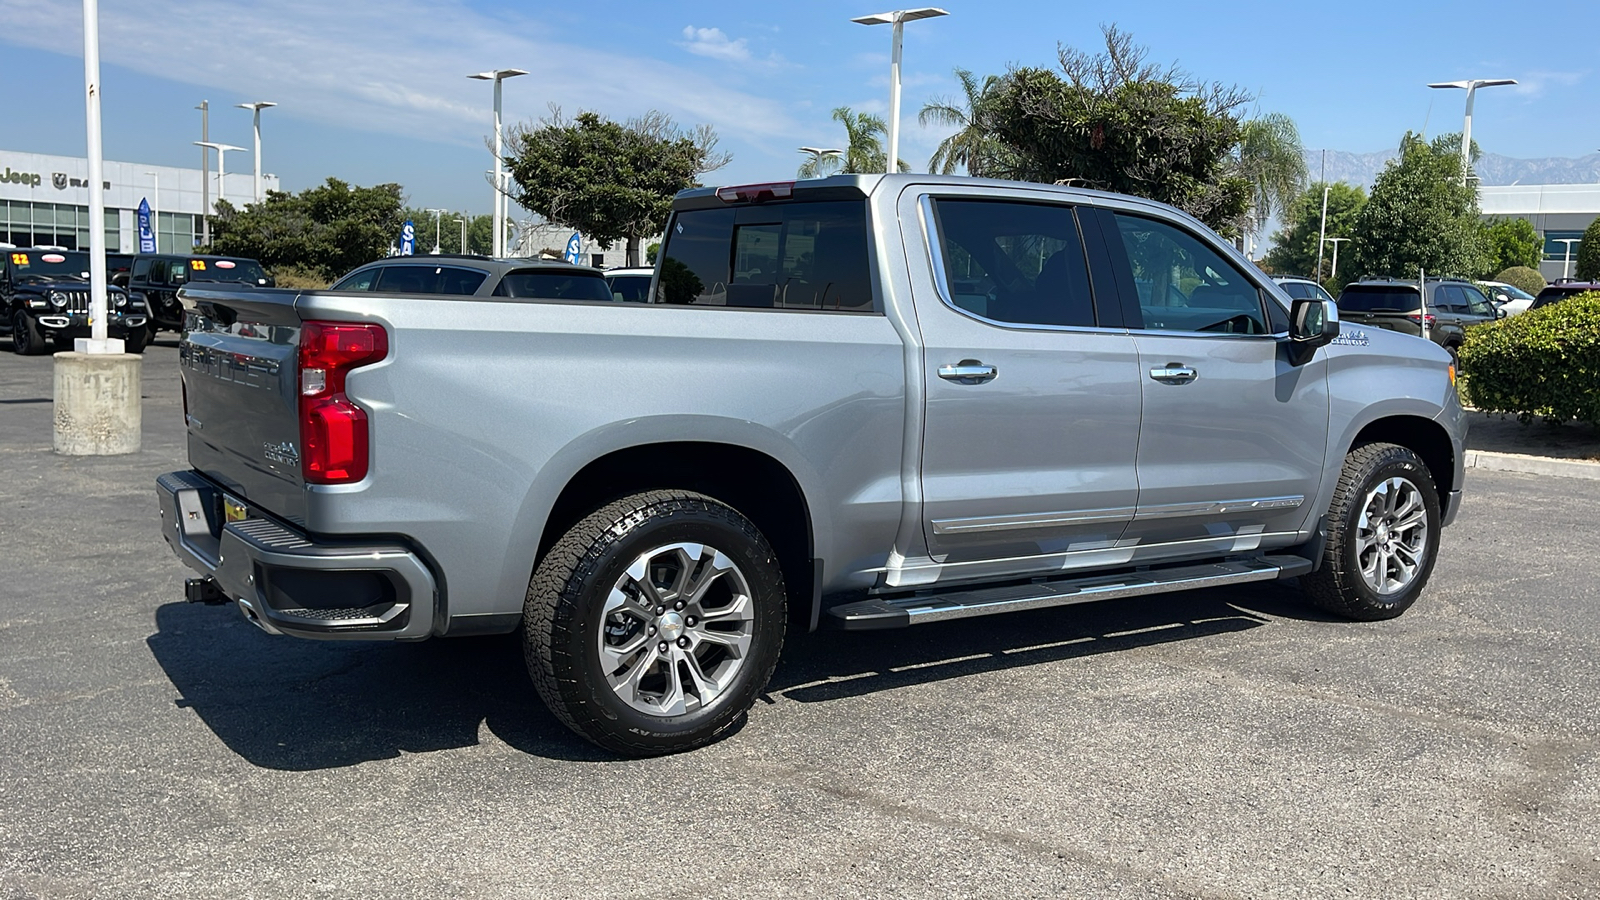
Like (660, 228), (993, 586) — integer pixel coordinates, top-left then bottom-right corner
(851, 8), (948, 175)
(468, 68), (527, 257)
(196, 100), (210, 244)
(458, 212), (469, 255)
(798, 146), (843, 178)
(80, 0), (111, 350)
(194, 141), (245, 211)
(1556, 237), (1582, 280)
(1322, 237), (1350, 281)
(1427, 78), (1517, 187)
(425, 208), (448, 254)
(236, 101), (276, 204)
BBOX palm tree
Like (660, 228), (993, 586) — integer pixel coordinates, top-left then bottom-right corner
(1235, 113), (1308, 245)
(919, 68), (1007, 176)
(830, 106), (908, 174)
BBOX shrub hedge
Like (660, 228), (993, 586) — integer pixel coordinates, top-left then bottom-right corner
(1494, 265), (1546, 297)
(1460, 292), (1600, 424)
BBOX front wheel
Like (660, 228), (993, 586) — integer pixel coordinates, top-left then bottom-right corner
(1302, 442), (1441, 620)
(122, 327), (149, 354)
(523, 490), (787, 756)
(11, 311), (45, 356)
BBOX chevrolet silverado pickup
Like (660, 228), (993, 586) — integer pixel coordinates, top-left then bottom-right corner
(157, 174), (1467, 756)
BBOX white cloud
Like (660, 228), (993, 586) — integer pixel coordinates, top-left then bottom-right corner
(1509, 70), (1587, 99)
(0, 0), (797, 147)
(681, 26), (752, 63)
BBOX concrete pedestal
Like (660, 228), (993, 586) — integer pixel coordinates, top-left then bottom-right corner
(52, 351), (142, 455)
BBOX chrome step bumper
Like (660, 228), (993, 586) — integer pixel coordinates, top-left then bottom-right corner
(826, 555), (1313, 630)
(156, 470), (438, 640)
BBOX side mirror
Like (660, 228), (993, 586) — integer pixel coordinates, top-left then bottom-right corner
(1287, 297), (1340, 366)
(1496, 307), (1507, 319)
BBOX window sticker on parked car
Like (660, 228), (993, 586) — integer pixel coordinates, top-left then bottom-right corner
(191, 260), (207, 270)
(1330, 329), (1370, 346)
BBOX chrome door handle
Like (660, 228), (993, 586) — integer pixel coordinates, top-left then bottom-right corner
(937, 360), (998, 384)
(1149, 364), (1197, 385)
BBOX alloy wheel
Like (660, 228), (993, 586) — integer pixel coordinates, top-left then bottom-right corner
(1355, 476), (1429, 596)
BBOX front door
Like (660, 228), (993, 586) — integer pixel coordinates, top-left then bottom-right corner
(904, 189), (1143, 584)
(1096, 208), (1330, 552)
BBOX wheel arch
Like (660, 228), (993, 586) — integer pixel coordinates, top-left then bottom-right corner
(1348, 414), (1457, 499)
(530, 438), (820, 636)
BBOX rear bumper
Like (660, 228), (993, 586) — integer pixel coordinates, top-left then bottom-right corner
(156, 470), (437, 641)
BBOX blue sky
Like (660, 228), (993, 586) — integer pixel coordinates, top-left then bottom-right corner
(2, 0), (1596, 217)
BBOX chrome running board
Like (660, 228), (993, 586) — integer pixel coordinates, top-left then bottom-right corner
(826, 555), (1313, 630)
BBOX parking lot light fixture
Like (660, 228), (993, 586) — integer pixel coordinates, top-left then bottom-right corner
(236, 102), (276, 204)
(798, 146), (843, 178)
(1555, 237), (1582, 279)
(1427, 78), (1517, 188)
(1322, 236), (1350, 281)
(194, 141), (245, 209)
(424, 208), (448, 254)
(851, 8), (948, 174)
(468, 69), (527, 257)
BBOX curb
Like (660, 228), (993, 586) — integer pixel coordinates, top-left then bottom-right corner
(1465, 450), (1600, 481)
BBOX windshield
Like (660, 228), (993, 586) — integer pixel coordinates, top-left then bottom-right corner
(186, 258), (269, 285)
(1338, 286), (1421, 313)
(1489, 283), (1535, 301)
(8, 250), (90, 282)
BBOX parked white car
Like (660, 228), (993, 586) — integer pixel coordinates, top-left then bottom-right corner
(1480, 280), (1536, 316)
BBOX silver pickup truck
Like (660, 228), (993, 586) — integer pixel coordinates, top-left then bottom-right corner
(157, 174), (1466, 756)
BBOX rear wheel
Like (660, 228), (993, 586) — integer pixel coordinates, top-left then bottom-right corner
(523, 490), (787, 756)
(1302, 442), (1441, 620)
(11, 311), (45, 356)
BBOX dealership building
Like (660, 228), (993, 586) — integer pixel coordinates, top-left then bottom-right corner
(0, 149), (278, 254)
(1480, 183), (1600, 281)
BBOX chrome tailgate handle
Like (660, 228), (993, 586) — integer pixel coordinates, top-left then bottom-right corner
(937, 360), (998, 384)
(1149, 364), (1197, 385)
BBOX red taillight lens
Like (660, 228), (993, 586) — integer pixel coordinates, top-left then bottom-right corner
(1405, 314), (1437, 326)
(298, 321), (387, 484)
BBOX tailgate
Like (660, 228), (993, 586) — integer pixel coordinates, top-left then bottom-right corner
(178, 285), (308, 524)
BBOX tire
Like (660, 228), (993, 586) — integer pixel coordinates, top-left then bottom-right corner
(523, 490), (787, 756)
(11, 311), (45, 356)
(122, 327), (149, 354)
(1302, 442), (1441, 620)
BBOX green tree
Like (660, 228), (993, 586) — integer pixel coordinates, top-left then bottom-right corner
(1495, 266), (1546, 296)
(982, 26), (1253, 235)
(824, 106), (908, 174)
(1263, 181), (1367, 284)
(1477, 217), (1542, 277)
(1576, 217), (1600, 281)
(919, 68), (1010, 176)
(209, 178), (404, 280)
(506, 109), (729, 267)
(1234, 112), (1307, 244)
(1350, 132), (1483, 279)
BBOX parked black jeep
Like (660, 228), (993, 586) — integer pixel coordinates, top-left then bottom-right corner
(2, 249), (150, 355)
(119, 254), (272, 333)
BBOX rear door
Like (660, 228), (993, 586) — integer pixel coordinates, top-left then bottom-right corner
(179, 286), (309, 524)
(1096, 208), (1329, 552)
(905, 188), (1142, 572)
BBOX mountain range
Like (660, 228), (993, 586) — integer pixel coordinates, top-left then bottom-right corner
(1306, 150), (1600, 190)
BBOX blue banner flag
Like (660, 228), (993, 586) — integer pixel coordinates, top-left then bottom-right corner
(137, 198), (156, 253)
(400, 220), (416, 256)
(563, 232), (582, 265)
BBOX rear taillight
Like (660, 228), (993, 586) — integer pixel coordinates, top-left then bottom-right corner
(1406, 314), (1437, 326)
(298, 321), (388, 485)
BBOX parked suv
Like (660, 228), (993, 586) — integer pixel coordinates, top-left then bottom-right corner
(1529, 279), (1600, 311)
(121, 254), (273, 334)
(1336, 276), (1502, 363)
(2, 248), (149, 354)
(328, 255), (611, 299)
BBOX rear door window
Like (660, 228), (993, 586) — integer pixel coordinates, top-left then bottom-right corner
(373, 265), (437, 294)
(658, 201), (874, 310)
(437, 267), (487, 295)
(930, 199), (1097, 327)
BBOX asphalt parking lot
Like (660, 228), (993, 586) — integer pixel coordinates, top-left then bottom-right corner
(3, 341), (1599, 899)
